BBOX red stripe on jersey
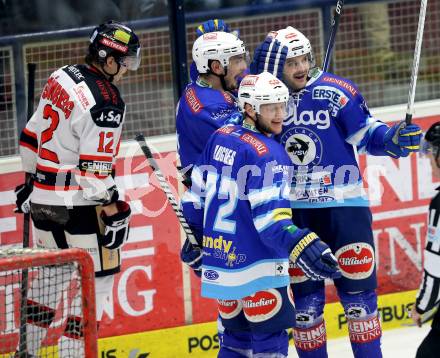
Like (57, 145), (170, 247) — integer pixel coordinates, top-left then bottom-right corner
(79, 154), (113, 162)
(34, 181), (81, 191)
(22, 127), (37, 139)
(20, 141), (38, 153)
(78, 170), (108, 179)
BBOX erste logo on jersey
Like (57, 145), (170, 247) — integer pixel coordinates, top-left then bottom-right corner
(312, 86), (349, 116)
(281, 127), (322, 166)
(92, 108), (123, 128)
(242, 289), (282, 323)
(72, 82), (96, 112)
(335, 243), (375, 280)
(217, 299), (242, 319)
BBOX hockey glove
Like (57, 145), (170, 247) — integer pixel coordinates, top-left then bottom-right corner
(383, 121), (422, 158)
(181, 237), (203, 277)
(288, 227), (341, 281)
(14, 180), (33, 214)
(196, 19), (230, 37)
(250, 37), (287, 79)
(99, 200), (131, 250)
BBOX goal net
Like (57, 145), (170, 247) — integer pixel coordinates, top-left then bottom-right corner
(0, 248), (97, 357)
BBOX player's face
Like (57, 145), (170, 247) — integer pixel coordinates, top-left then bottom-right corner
(104, 56), (129, 82)
(282, 54), (311, 90)
(224, 54), (247, 91)
(257, 102), (287, 135)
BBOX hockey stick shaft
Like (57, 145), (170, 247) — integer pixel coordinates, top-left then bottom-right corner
(405, 0), (428, 125)
(135, 133), (199, 246)
(18, 62), (37, 357)
(323, 0), (344, 72)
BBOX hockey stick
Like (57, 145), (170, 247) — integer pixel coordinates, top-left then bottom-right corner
(322, 0), (344, 72)
(18, 62), (37, 357)
(135, 133), (199, 246)
(405, 0), (428, 125)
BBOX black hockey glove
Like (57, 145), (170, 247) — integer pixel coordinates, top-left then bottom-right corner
(288, 227), (341, 281)
(99, 200), (131, 250)
(14, 180), (33, 214)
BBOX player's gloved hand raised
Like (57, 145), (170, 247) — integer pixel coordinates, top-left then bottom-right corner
(195, 19), (231, 37)
(180, 235), (203, 277)
(289, 227), (341, 281)
(250, 37), (287, 79)
(14, 179), (33, 214)
(99, 200), (131, 250)
(383, 121), (422, 158)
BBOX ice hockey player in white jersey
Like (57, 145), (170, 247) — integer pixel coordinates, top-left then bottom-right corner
(14, 20), (141, 355)
(411, 121), (440, 358)
(250, 27), (422, 358)
(182, 71), (341, 357)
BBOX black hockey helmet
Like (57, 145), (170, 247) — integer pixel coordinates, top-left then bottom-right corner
(88, 20), (141, 71)
(422, 121), (440, 160)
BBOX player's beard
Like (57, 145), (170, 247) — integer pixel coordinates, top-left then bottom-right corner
(255, 114), (275, 135)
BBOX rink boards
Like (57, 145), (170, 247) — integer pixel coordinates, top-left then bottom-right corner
(0, 100), (440, 356)
(96, 289), (418, 357)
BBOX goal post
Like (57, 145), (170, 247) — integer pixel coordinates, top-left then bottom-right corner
(0, 248), (97, 358)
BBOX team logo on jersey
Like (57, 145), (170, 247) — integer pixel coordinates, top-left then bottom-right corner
(281, 127), (322, 166)
(242, 289), (282, 323)
(204, 270), (219, 280)
(218, 299), (242, 319)
(288, 262), (309, 284)
(335, 243), (375, 280)
(91, 108), (123, 128)
(239, 133), (268, 156)
(204, 235), (246, 267)
(344, 303), (372, 319)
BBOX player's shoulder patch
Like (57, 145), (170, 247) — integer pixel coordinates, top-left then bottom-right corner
(239, 132), (269, 156)
(320, 74), (358, 97)
(62, 65), (86, 84)
(70, 81), (96, 113)
(184, 85), (203, 114)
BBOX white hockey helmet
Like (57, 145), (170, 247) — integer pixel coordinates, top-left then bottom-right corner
(192, 31), (246, 74)
(269, 26), (314, 65)
(238, 72), (289, 114)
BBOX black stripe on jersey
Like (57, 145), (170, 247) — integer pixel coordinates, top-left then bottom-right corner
(417, 271), (440, 312)
(20, 129), (38, 152)
(35, 167), (78, 188)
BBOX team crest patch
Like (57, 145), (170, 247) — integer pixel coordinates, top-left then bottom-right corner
(242, 289), (282, 323)
(281, 127), (322, 166)
(335, 243), (375, 280)
(218, 299), (242, 319)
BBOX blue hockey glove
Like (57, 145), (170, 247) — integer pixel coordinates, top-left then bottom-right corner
(383, 121), (422, 158)
(288, 227), (341, 281)
(181, 237), (203, 277)
(250, 37), (287, 79)
(196, 19), (230, 37)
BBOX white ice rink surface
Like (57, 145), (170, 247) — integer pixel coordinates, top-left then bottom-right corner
(288, 325), (431, 357)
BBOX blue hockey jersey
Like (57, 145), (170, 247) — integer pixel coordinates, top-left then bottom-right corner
(276, 69), (388, 208)
(176, 79), (242, 169)
(182, 124), (300, 300)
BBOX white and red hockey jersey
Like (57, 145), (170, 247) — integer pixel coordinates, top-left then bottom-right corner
(19, 64), (126, 206)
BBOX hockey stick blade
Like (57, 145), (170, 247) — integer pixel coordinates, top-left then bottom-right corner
(135, 133), (199, 246)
